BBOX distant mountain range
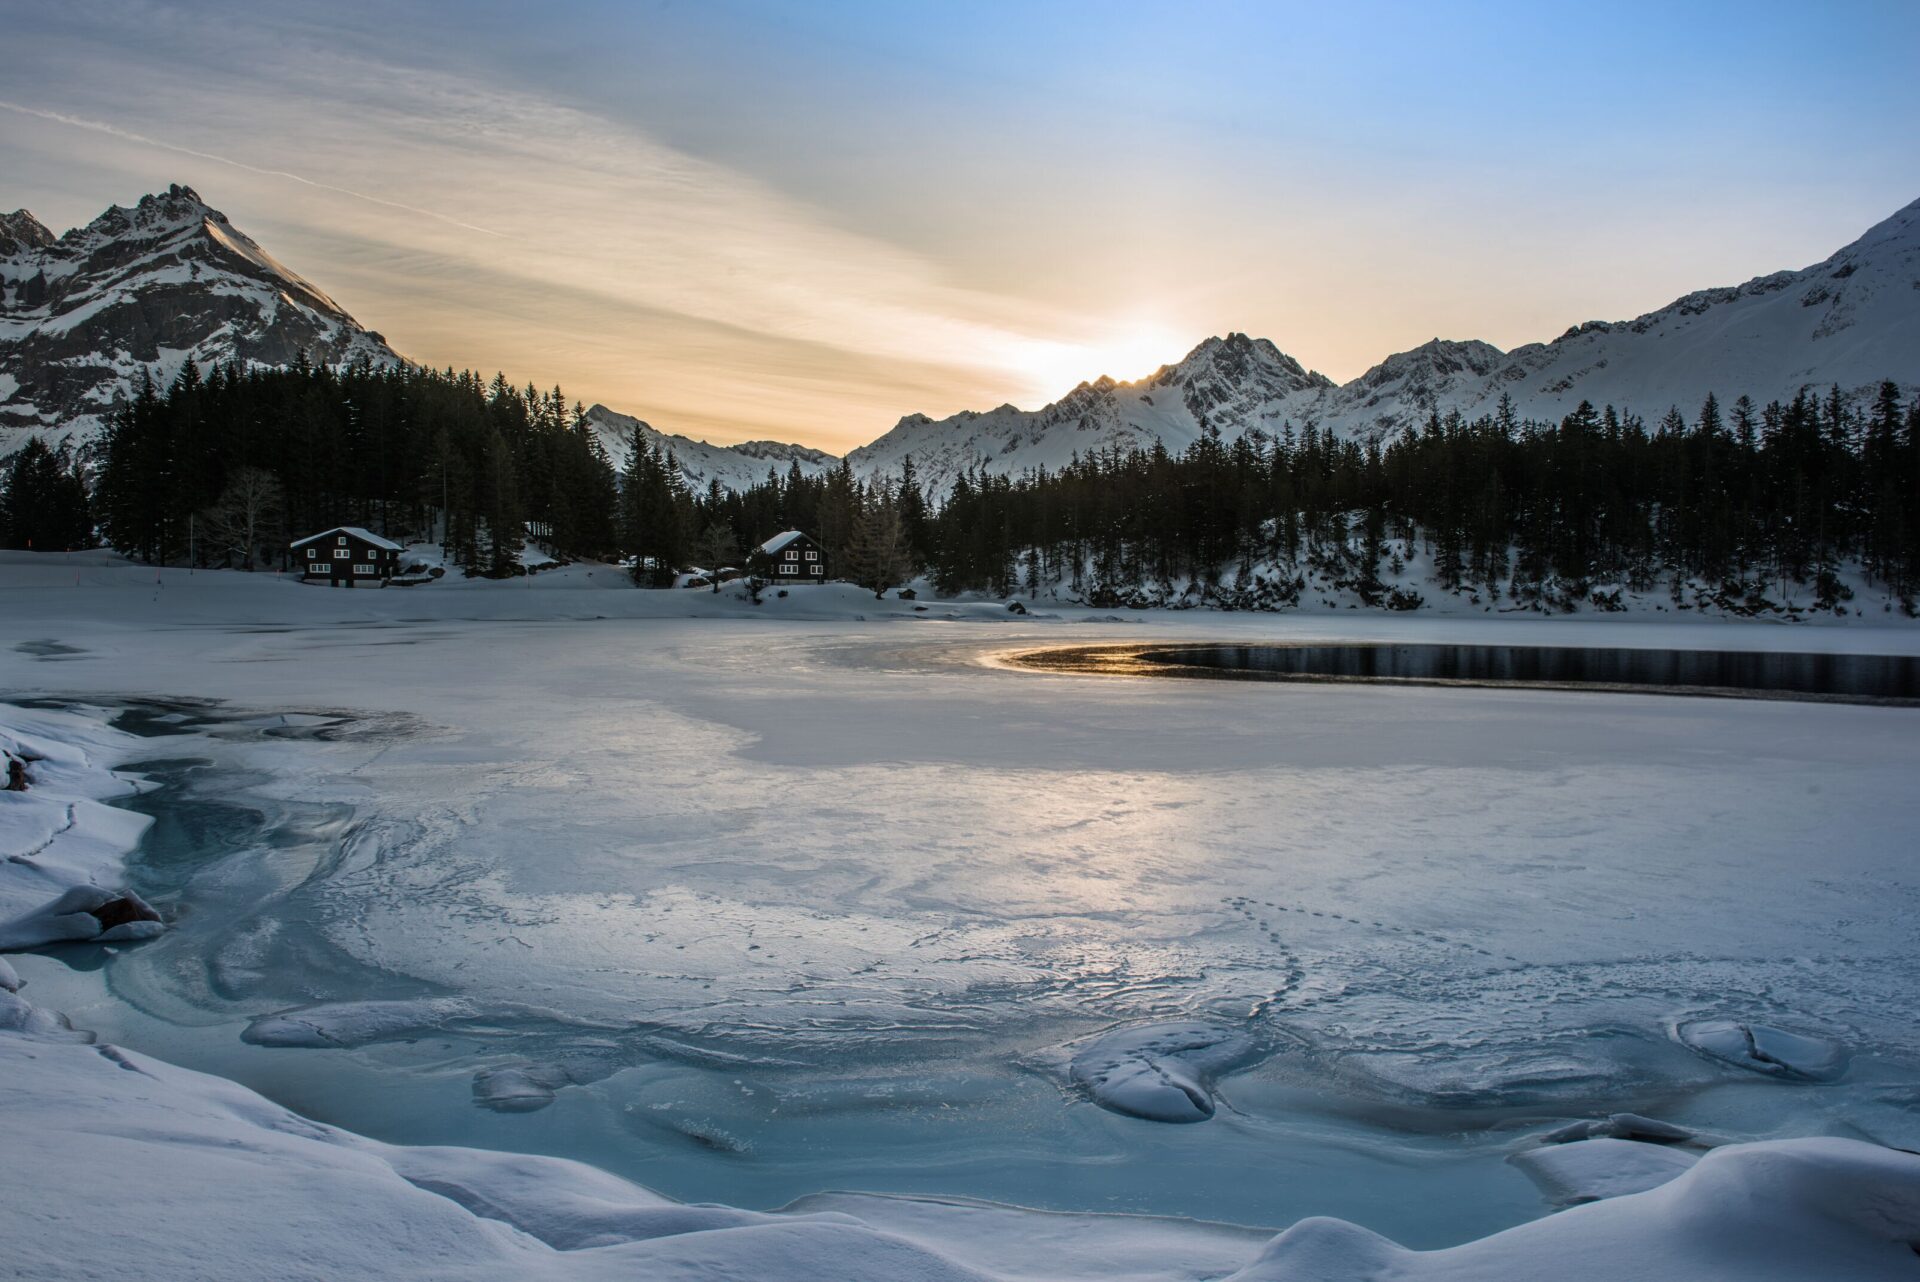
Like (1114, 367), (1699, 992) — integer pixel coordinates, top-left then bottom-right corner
(581, 404), (837, 493)
(849, 199), (1920, 497)
(4, 186), (1915, 497)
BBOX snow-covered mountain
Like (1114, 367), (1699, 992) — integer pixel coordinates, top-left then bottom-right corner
(848, 334), (1333, 498)
(0, 185), (399, 458)
(6, 184), (1915, 495)
(582, 403), (838, 492)
(852, 198), (1920, 496)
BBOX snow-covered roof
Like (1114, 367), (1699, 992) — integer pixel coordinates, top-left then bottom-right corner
(758, 530), (808, 556)
(291, 526), (404, 552)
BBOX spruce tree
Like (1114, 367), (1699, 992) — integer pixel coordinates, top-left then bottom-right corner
(0, 438), (92, 550)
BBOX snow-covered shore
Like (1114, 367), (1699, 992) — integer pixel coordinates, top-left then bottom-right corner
(5, 1020), (1920, 1279)
(6, 551), (1920, 1277)
(0, 704), (160, 985)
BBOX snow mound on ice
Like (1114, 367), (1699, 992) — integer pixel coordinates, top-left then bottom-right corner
(1537, 1112), (1702, 1145)
(0, 884), (163, 950)
(1676, 1019), (1849, 1081)
(0, 987), (94, 1041)
(1062, 1021), (1258, 1122)
(242, 997), (485, 1047)
(1225, 1138), (1920, 1282)
(1511, 1137), (1701, 1206)
(472, 1063), (573, 1113)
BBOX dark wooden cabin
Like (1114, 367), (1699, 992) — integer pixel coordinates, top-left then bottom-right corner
(291, 526), (404, 587)
(754, 530), (827, 583)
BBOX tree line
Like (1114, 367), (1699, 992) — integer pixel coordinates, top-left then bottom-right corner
(653, 381), (1918, 613)
(13, 356), (1919, 615)
(84, 357), (617, 574)
(898, 383), (1920, 612)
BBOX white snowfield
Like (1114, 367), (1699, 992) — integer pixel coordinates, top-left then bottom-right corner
(4, 550), (1920, 1279)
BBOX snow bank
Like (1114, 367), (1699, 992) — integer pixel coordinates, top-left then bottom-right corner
(5, 1028), (1920, 1281)
(1227, 1138), (1920, 1281)
(1510, 1137), (1700, 1206)
(0, 704), (159, 952)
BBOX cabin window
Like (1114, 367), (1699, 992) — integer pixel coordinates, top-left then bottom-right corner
(809, 564), (822, 575)
(785, 550), (798, 560)
(805, 550), (818, 561)
(306, 548), (316, 558)
(353, 563), (374, 575)
(337, 536), (348, 545)
(312, 562), (332, 573)
(779, 563), (796, 575)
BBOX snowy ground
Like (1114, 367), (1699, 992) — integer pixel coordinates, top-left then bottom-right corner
(5, 550), (1920, 1277)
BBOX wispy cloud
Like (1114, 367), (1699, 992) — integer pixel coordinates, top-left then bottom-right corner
(0, 11), (1129, 445)
(5, 11), (1157, 439)
(0, 100), (510, 238)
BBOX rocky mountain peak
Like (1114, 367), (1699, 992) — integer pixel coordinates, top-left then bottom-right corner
(1356, 338), (1507, 390)
(1156, 332), (1332, 398)
(2, 184), (399, 458)
(0, 210), (55, 256)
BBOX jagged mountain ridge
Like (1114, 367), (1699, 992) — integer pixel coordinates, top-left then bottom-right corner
(4, 184), (1916, 499)
(850, 198), (1920, 497)
(0, 184), (399, 456)
(582, 403), (837, 493)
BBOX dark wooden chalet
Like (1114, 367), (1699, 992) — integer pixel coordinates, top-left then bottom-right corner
(291, 526), (404, 587)
(753, 530), (827, 583)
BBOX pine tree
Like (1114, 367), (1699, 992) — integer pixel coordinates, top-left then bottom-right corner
(0, 438), (92, 550)
(844, 486), (911, 598)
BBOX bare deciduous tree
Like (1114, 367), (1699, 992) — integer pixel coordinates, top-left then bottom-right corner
(694, 521), (738, 593)
(198, 467), (284, 570)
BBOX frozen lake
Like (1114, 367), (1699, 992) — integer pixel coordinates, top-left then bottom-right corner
(7, 561), (1920, 1248)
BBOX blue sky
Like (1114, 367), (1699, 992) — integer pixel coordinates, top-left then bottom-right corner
(2, 0), (1915, 448)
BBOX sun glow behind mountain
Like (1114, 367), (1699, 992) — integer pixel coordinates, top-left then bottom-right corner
(3, 2), (1915, 452)
(1014, 321), (1186, 402)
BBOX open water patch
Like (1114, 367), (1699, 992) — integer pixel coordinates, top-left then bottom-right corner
(1009, 642), (1920, 704)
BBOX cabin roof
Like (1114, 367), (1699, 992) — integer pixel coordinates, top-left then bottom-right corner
(291, 526), (405, 552)
(758, 530), (809, 556)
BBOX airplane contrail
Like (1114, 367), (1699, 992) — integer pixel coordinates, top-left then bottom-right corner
(0, 99), (508, 238)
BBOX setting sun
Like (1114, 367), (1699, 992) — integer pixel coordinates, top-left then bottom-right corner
(1013, 321), (1186, 403)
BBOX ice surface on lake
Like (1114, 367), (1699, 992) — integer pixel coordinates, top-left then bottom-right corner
(4, 558), (1920, 1246)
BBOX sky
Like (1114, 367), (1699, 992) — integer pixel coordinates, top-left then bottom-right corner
(2, 0), (1916, 453)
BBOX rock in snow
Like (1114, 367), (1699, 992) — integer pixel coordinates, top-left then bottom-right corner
(1676, 1019), (1849, 1081)
(1062, 1021), (1259, 1123)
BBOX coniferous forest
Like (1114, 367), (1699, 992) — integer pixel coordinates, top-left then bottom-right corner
(39, 355), (1920, 614)
(87, 358), (617, 575)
